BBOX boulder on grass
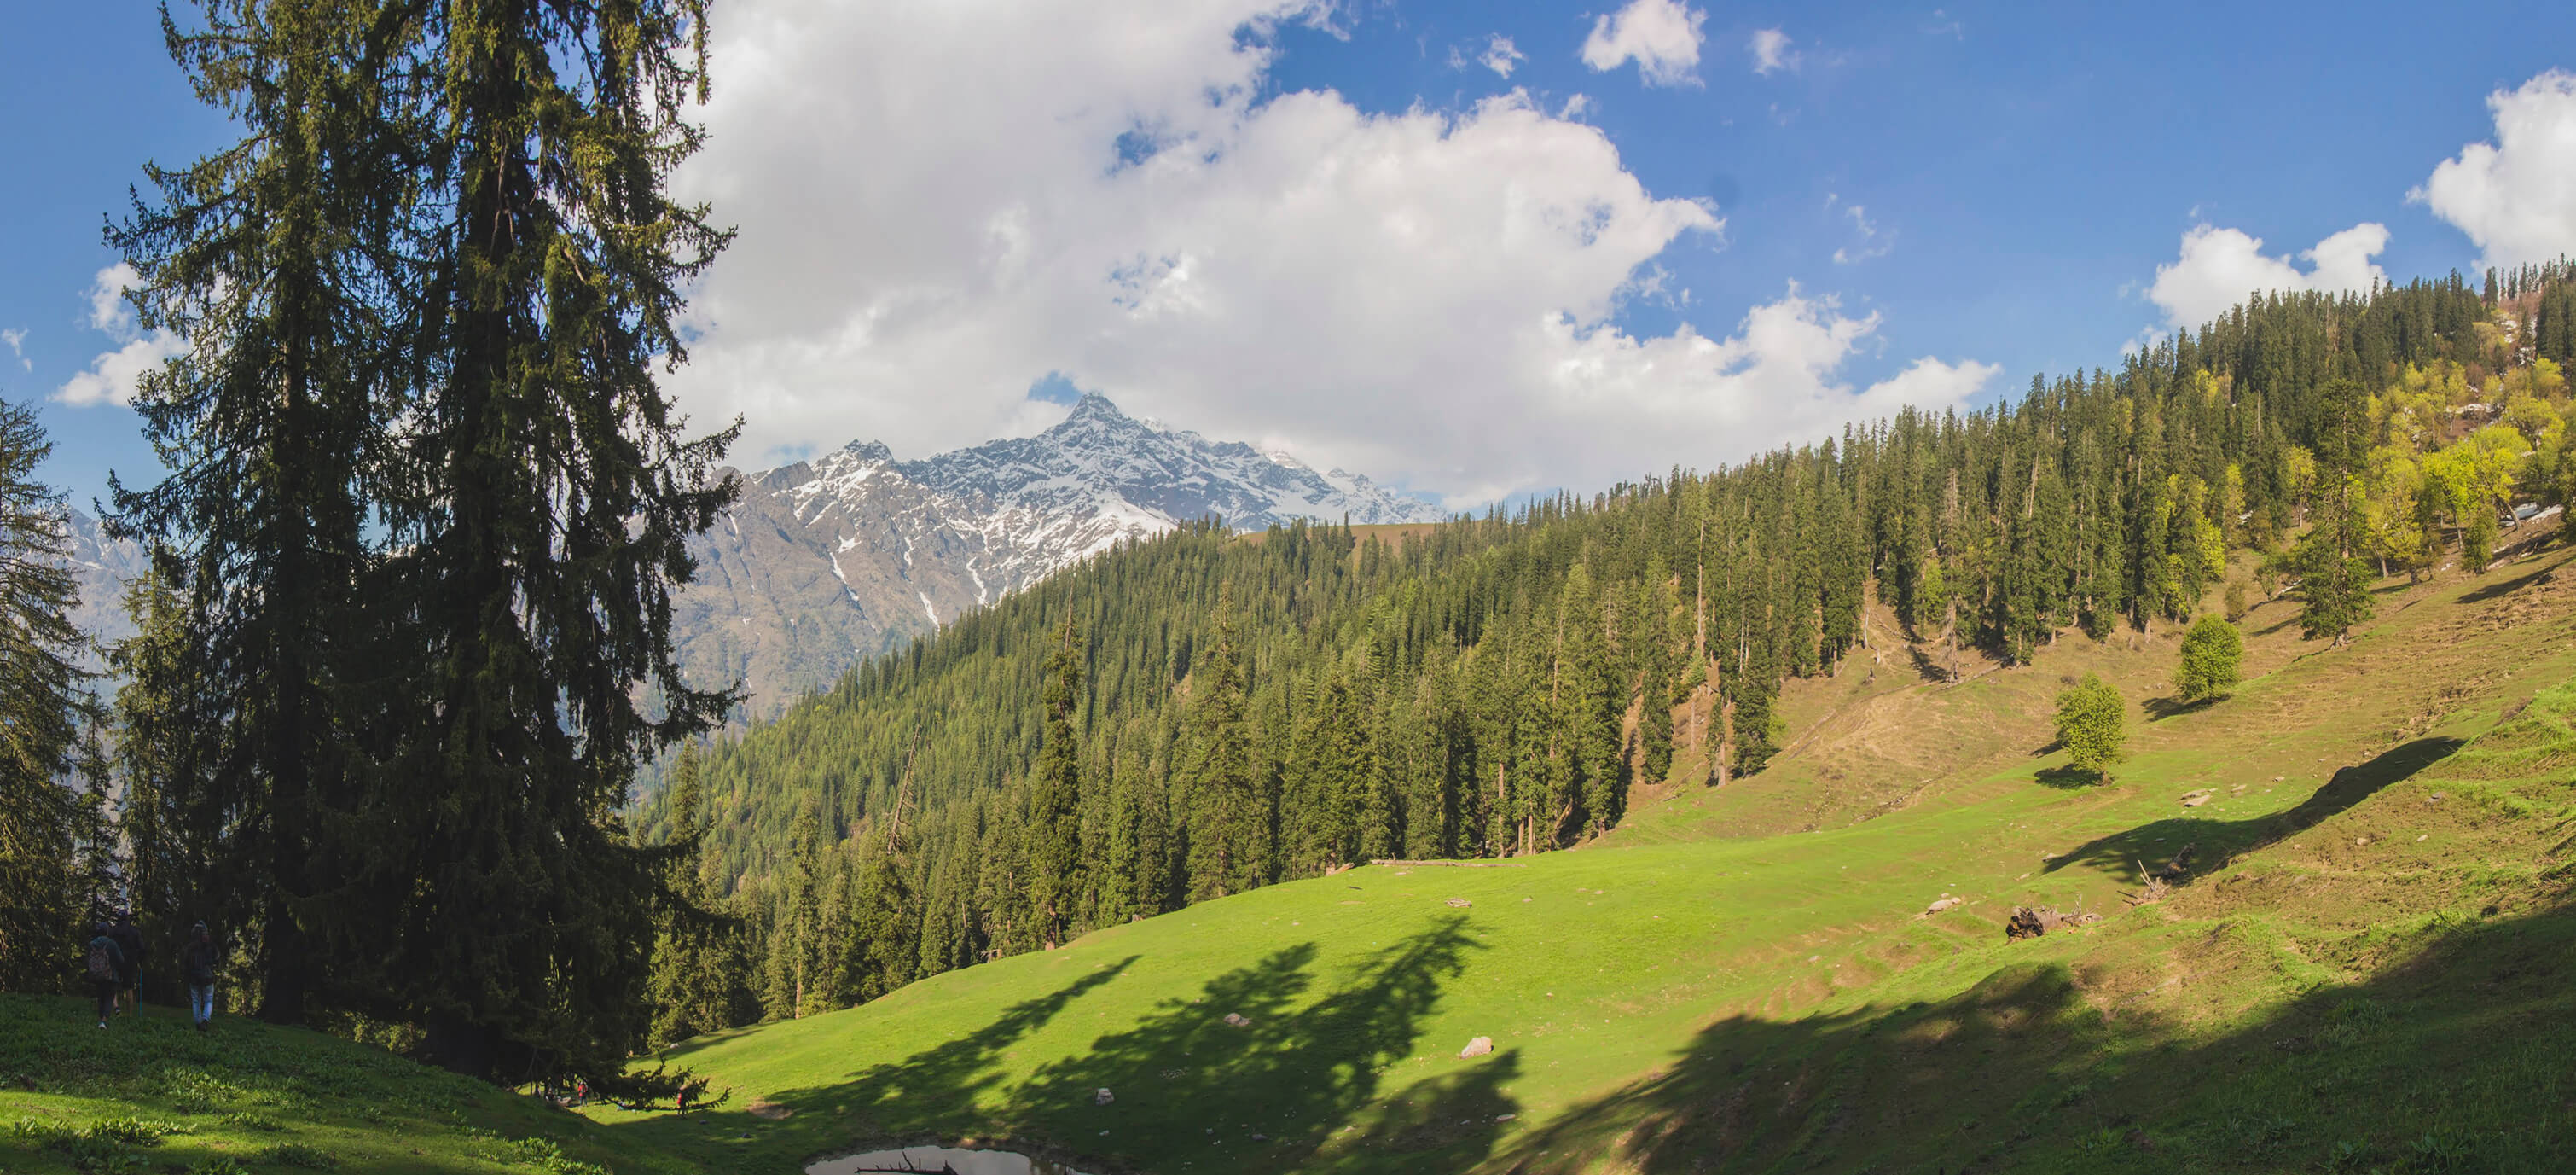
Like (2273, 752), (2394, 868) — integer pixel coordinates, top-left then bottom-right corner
(1459, 1036), (1494, 1058)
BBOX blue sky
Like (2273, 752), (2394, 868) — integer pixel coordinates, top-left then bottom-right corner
(5, 1), (2574, 513)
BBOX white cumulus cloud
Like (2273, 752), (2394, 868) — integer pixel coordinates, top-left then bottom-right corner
(1749, 28), (1797, 77)
(58, 264), (183, 408)
(1580, 0), (1706, 89)
(2144, 223), (2389, 331)
(2412, 70), (2576, 270)
(1477, 34), (1524, 79)
(667, 0), (1985, 504)
(1, 328), (26, 373)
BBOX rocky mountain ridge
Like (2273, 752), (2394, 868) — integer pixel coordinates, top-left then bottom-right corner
(672, 393), (1444, 711)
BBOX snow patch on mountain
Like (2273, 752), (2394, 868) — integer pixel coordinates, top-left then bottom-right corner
(671, 393), (1443, 713)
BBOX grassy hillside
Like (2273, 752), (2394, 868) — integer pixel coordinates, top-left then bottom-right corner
(583, 537), (2576, 1174)
(25, 539), (2567, 1174)
(0, 996), (678, 1175)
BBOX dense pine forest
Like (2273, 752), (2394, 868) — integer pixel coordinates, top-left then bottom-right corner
(635, 264), (2576, 1038)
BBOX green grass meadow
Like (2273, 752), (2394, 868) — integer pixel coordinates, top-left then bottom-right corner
(579, 548), (2576, 1173)
(0, 994), (675, 1175)
(17, 545), (2576, 1173)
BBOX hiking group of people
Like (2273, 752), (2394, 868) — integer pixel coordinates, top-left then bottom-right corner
(84, 911), (219, 1032)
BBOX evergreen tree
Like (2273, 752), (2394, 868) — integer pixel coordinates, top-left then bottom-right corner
(1026, 617), (1085, 948)
(1633, 566), (1680, 784)
(363, 0), (740, 1079)
(2463, 509), (2498, 573)
(1182, 603), (1260, 898)
(0, 399), (95, 992)
(2296, 381), (2376, 646)
(107, 0), (418, 1023)
(113, 559), (227, 1006)
(646, 742), (733, 1048)
(1555, 564), (1624, 840)
(1285, 668), (1367, 870)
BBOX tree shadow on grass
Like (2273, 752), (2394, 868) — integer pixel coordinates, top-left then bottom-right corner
(2039, 736), (2463, 884)
(1482, 890), (2576, 1173)
(1488, 962), (2133, 1174)
(2034, 765), (2104, 789)
(1904, 643), (1953, 684)
(2459, 561), (2558, 604)
(600, 958), (1136, 1172)
(669, 916), (1509, 1174)
(2252, 611), (2301, 637)
(2142, 695), (2219, 721)
(1018, 915), (1510, 1172)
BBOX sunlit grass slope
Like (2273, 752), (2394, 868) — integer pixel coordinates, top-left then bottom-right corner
(0, 996), (676, 1175)
(594, 539), (2576, 1173)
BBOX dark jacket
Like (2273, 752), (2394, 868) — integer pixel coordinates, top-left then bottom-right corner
(108, 922), (145, 980)
(183, 939), (218, 986)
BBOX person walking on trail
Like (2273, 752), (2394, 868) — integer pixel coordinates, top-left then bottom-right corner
(182, 922), (218, 1031)
(84, 923), (124, 1029)
(109, 910), (146, 1016)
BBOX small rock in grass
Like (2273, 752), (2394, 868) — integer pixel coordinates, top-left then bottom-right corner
(1923, 897), (1963, 916)
(1459, 1036), (1494, 1058)
(1445, 898), (1472, 908)
(2181, 794), (2210, 807)
(1094, 1088), (1115, 1106)
(1222, 1013), (1250, 1028)
(1495, 1114), (1517, 1122)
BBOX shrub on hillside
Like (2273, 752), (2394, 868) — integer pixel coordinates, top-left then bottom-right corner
(2177, 614), (2243, 702)
(2053, 673), (2127, 783)
(2464, 510), (2498, 573)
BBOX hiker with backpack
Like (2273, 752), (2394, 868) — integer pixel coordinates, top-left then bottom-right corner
(182, 922), (218, 1031)
(109, 910), (146, 1016)
(84, 923), (123, 1028)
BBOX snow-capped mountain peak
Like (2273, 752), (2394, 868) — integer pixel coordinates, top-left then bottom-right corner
(673, 394), (1443, 712)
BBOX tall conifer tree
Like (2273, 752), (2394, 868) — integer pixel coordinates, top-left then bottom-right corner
(108, 0), (424, 1022)
(2298, 380), (2377, 645)
(0, 400), (95, 992)
(1182, 602), (1259, 897)
(367, 0), (740, 1076)
(1026, 616), (1085, 948)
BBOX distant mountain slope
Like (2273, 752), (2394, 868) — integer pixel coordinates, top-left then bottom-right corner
(599, 537), (2576, 1175)
(62, 507), (148, 653)
(673, 393), (1444, 712)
